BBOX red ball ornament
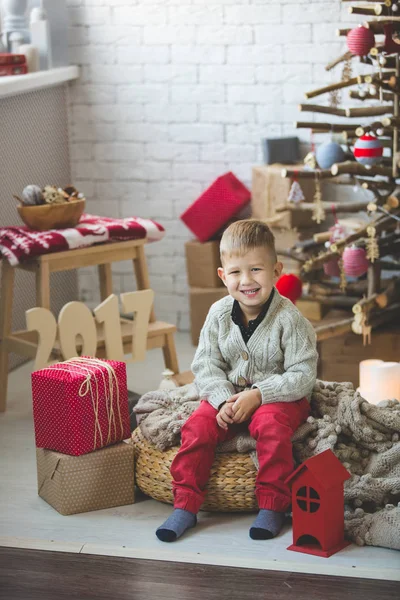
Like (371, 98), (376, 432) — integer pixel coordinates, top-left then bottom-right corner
(276, 273), (302, 304)
(353, 133), (383, 167)
(347, 26), (375, 56)
(342, 246), (369, 277)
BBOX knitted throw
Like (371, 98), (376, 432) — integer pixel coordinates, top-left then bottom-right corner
(134, 380), (400, 551)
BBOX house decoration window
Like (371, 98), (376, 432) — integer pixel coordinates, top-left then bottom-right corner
(296, 486), (321, 513)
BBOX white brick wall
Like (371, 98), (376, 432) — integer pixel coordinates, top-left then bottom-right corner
(67, 0), (360, 329)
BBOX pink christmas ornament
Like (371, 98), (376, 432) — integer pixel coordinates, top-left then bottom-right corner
(347, 26), (375, 57)
(323, 258), (341, 277)
(342, 246), (369, 277)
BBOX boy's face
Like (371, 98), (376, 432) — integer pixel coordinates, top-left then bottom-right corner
(217, 247), (283, 315)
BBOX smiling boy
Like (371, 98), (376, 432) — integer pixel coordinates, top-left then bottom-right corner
(156, 219), (318, 543)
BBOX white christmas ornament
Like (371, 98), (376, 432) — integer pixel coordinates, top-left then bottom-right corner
(288, 180), (305, 204)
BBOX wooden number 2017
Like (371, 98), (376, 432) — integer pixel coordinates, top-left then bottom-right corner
(26, 289), (154, 370)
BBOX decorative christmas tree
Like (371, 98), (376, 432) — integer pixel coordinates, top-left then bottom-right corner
(280, 0), (400, 344)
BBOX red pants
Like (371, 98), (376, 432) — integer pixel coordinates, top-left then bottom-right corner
(171, 398), (310, 514)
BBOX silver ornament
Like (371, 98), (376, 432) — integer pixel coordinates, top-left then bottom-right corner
(22, 184), (44, 206)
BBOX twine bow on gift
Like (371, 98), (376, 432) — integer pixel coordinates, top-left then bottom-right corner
(45, 357), (124, 450)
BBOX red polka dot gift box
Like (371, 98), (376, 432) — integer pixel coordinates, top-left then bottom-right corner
(180, 172), (251, 242)
(32, 357), (131, 456)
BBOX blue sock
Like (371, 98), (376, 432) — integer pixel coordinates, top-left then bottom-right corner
(249, 509), (285, 540)
(156, 508), (197, 542)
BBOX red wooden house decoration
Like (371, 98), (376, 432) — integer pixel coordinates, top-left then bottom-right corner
(285, 449), (351, 558)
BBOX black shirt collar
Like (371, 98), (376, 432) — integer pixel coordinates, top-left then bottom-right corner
(231, 287), (275, 341)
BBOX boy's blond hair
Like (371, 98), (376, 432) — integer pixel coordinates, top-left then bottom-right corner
(220, 219), (277, 263)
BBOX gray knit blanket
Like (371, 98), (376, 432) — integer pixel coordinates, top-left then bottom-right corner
(134, 380), (400, 551)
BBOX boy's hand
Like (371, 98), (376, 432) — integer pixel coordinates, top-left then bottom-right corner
(216, 398), (235, 430)
(231, 389), (262, 423)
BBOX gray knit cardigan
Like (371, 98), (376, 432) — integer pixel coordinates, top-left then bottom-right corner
(191, 288), (319, 410)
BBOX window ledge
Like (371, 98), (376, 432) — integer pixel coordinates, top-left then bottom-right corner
(0, 66), (80, 100)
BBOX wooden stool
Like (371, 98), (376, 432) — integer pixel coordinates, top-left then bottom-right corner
(0, 238), (179, 412)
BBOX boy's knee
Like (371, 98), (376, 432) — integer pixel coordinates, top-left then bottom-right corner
(182, 413), (219, 442)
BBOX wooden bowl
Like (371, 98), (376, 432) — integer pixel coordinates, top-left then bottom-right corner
(17, 199), (85, 231)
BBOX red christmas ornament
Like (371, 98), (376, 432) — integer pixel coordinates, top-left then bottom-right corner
(353, 133), (383, 166)
(276, 273), (302, 304)
(347, 26), (375, 56)
(343, 246), (369, 277)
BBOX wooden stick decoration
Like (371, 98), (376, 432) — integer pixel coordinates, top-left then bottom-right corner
(336, 28), (352, 37)
(298, 104), (347, 116)
(355, 125), (393, 137)
(325, 51), (354, 72)
(348, 6), (378, 16)
(281, 167), (332, 179)
(348, 89), (390, 101)
(374, 3), (400, 17)
(338, 254), (347, 292)
(382, 116), (400, 127)
(392, 54), (399, 178)
(295, 121), (359, 132)
(314, 318), (354, 342)
(369, 16), (400, 22)
(363, 19), (400, 35)
(331, 161), (393, 177)
(305, 77), (360, 100)
(368, 302), (400, 329)
(276, 200), (371, 213)
(305, 73), (386, 100)
(344, 105), (394, 118)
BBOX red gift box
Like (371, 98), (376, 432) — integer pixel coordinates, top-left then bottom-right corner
(32, 357), (131, 456)
(180, 172), (251, 242)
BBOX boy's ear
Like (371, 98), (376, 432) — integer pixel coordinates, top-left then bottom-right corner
(273, 261), (283, 281)
(217, 267), (227, 286)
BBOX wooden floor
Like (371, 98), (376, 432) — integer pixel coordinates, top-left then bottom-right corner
(1, 548), (399, 600)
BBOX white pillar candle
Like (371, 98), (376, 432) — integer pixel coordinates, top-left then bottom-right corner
(359, 359), (400, 404)
(359, 359), (383, 400)
(371, 362), (400, 404)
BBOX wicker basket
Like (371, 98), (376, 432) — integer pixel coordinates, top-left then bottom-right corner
(17, 198), (85, 231)
(131, 427), (258, 512)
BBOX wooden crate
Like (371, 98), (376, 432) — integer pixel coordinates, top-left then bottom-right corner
(317, 325), (400, 388)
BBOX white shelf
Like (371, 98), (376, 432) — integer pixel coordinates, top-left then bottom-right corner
(0, 66), (80, 100)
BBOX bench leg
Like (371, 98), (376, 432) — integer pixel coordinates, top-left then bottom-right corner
(162, 331), (179, 374)
(98, 263), (113, 301)
(0, 261), (15, 412)
(35, 262), (50, 309)
(133, 244), (156, 323)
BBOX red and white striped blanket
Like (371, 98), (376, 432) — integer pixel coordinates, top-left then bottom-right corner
(0, 214), (165, 266)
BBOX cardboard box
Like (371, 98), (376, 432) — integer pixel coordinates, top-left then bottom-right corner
(37, 441), (135, 515)
(185, 240), (223, 288)
(297, 299), (329, 321)
(190, 287), (228, 345)
(252, 164), (316, 229)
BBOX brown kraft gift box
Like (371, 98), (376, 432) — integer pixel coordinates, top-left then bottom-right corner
(190, 287), (228, 345)
(36, 441), (135, 516)
(185, 240), (223, 288)
(252, 164), (317, 229)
